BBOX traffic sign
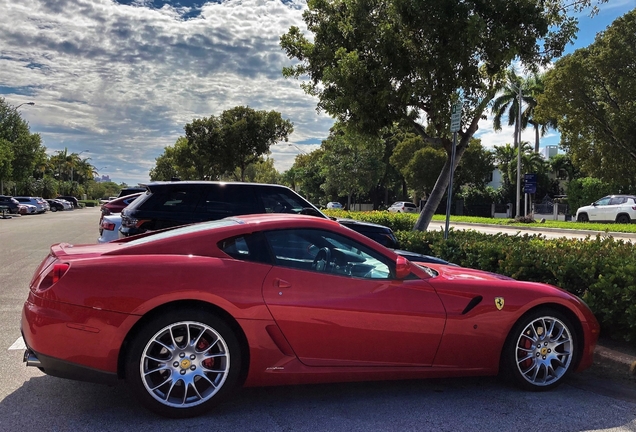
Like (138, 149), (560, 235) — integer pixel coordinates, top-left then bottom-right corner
(450, 102), (461, 132)
(524, 184), (537, 194)
(524, 173), (537, 184)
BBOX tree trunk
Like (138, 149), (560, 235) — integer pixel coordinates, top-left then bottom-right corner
(534, 124), (540, 153)
(347, 191), (352, 210)
(413, 144), (467, 231)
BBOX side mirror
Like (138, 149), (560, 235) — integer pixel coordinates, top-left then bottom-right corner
(591, 202), (596, 206)
(300, 207), (323, 217)
(395, 256), (411, 279)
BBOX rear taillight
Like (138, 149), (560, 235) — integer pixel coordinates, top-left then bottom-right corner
(122, 215), (149, 229)
(101, 220), (116, 231)
(632, 206), (636, 210)
(38, 263), (69, 290)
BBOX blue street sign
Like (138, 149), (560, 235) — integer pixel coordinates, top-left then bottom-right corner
(524, 183), (537, 194)
(524, 173), (537, 184)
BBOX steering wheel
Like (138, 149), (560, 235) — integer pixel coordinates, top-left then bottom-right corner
(312, 247), (332, 272)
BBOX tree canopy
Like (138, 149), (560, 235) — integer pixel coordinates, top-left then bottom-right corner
(281, 0), (605, 230)
(152, 106), (294, 182)
(537, 8), (636, 187)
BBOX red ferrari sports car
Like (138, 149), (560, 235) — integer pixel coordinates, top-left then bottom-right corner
(22, 214), (600, 418)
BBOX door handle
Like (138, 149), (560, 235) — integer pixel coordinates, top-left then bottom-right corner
(275, 278), (292, 289)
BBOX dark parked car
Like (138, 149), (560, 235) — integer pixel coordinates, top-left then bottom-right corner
(117, 187), (146, 198)
(46, 199), (66, 212)
(119, 182), (448, 265)
(120, 181), (343, 237)
(100, 192), (143, 225)
(0, 195), (20, 214)
(56, 195), (79, 208)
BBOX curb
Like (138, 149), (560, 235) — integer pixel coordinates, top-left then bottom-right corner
(595, 344), (636, 375)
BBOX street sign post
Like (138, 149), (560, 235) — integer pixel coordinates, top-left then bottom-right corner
(445, 101), (461, 239)
(523, 173), (537, 214)
(450, 102), (461, 133)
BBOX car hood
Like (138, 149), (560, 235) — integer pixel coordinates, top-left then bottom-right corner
(427, 264), (515, 281)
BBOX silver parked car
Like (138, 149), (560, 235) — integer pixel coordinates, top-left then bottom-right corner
(14, 197), (48, 213)
(98, 213), (122, 243)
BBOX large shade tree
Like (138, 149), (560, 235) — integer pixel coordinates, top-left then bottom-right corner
(536, 8), (636, 188)
(319, 124), (385, 208)
(281, 0), (605, 230)
(183, 106), (294, 182)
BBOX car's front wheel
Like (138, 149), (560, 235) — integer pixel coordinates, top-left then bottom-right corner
(577, 213), (588, 222)
(125, 308), (242, 418)
(503, 308), (577, 391)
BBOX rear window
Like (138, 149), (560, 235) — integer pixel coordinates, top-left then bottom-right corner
(126, 219), (241, 246)
(139, 188), (203, 213)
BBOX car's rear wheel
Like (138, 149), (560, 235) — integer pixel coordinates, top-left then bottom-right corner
(577, 213), (588, 222)
(125, 309), (242, 418)
(503, 308), (577, 391)
(51, 206), (57, 212)
(616, 214), (630, 224)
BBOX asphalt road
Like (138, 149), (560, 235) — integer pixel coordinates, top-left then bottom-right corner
(1, 208), (635, 431)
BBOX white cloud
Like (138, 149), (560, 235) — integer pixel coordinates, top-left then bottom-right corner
(0, 0), (332, 185)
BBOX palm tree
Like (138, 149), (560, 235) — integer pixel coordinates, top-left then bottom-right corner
(520, 73), (557, 153)
(492, 69), (525, 153)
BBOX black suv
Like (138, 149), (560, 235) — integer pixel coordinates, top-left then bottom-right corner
(117, 187), (146, 198)
(0, 195), (20, 214)
(119, 181), (398, 248)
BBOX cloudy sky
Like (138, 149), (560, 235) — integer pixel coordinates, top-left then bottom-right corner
(0, 0), (633, 185)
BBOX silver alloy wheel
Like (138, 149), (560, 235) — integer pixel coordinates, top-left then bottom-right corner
(515, 316), (573, 386)
(140, 321), (230, 408)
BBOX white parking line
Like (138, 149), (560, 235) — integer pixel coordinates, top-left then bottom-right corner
(8, 337), (25, 350)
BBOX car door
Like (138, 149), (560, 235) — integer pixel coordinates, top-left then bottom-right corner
(261, 228), (446, 367)
(589, 196), (611, 221)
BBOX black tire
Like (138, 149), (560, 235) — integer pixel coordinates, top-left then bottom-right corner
(577, 213), (588, 222)
(125, 308), (242, 418)
(502, 308), (578, 391)
(51, 206), (57, 212)
(616, 214), (630, 224)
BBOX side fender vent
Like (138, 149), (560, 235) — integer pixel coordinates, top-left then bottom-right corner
(461, 295), (483, 315)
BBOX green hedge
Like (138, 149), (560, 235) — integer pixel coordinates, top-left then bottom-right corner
(325, 210), (636, 341)
(397, 229), (636, 341)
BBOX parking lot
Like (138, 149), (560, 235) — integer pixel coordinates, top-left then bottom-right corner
(1, 208), (636, 431)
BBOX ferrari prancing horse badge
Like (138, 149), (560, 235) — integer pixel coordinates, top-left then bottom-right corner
(495, 297), (504, 310)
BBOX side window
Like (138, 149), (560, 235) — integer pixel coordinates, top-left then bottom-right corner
(263, 229), (392, 279)
(145, 189), (202, 212)
(218, 233), (272, 264)
(198, 186), (260, 217)
(259, 187), (312, 214)
(595, 197), (611, 206)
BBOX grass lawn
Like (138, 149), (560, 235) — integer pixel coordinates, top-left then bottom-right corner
(429, 214), (636, 233)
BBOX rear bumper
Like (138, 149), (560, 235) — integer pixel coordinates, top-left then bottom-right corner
(22, 345), (118, 385)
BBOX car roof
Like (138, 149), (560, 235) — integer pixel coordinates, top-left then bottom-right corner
(140, 180), (290, 188)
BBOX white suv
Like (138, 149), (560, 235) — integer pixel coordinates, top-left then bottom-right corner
(576, 195), (636, 223)
(388, 201), (418, 213)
